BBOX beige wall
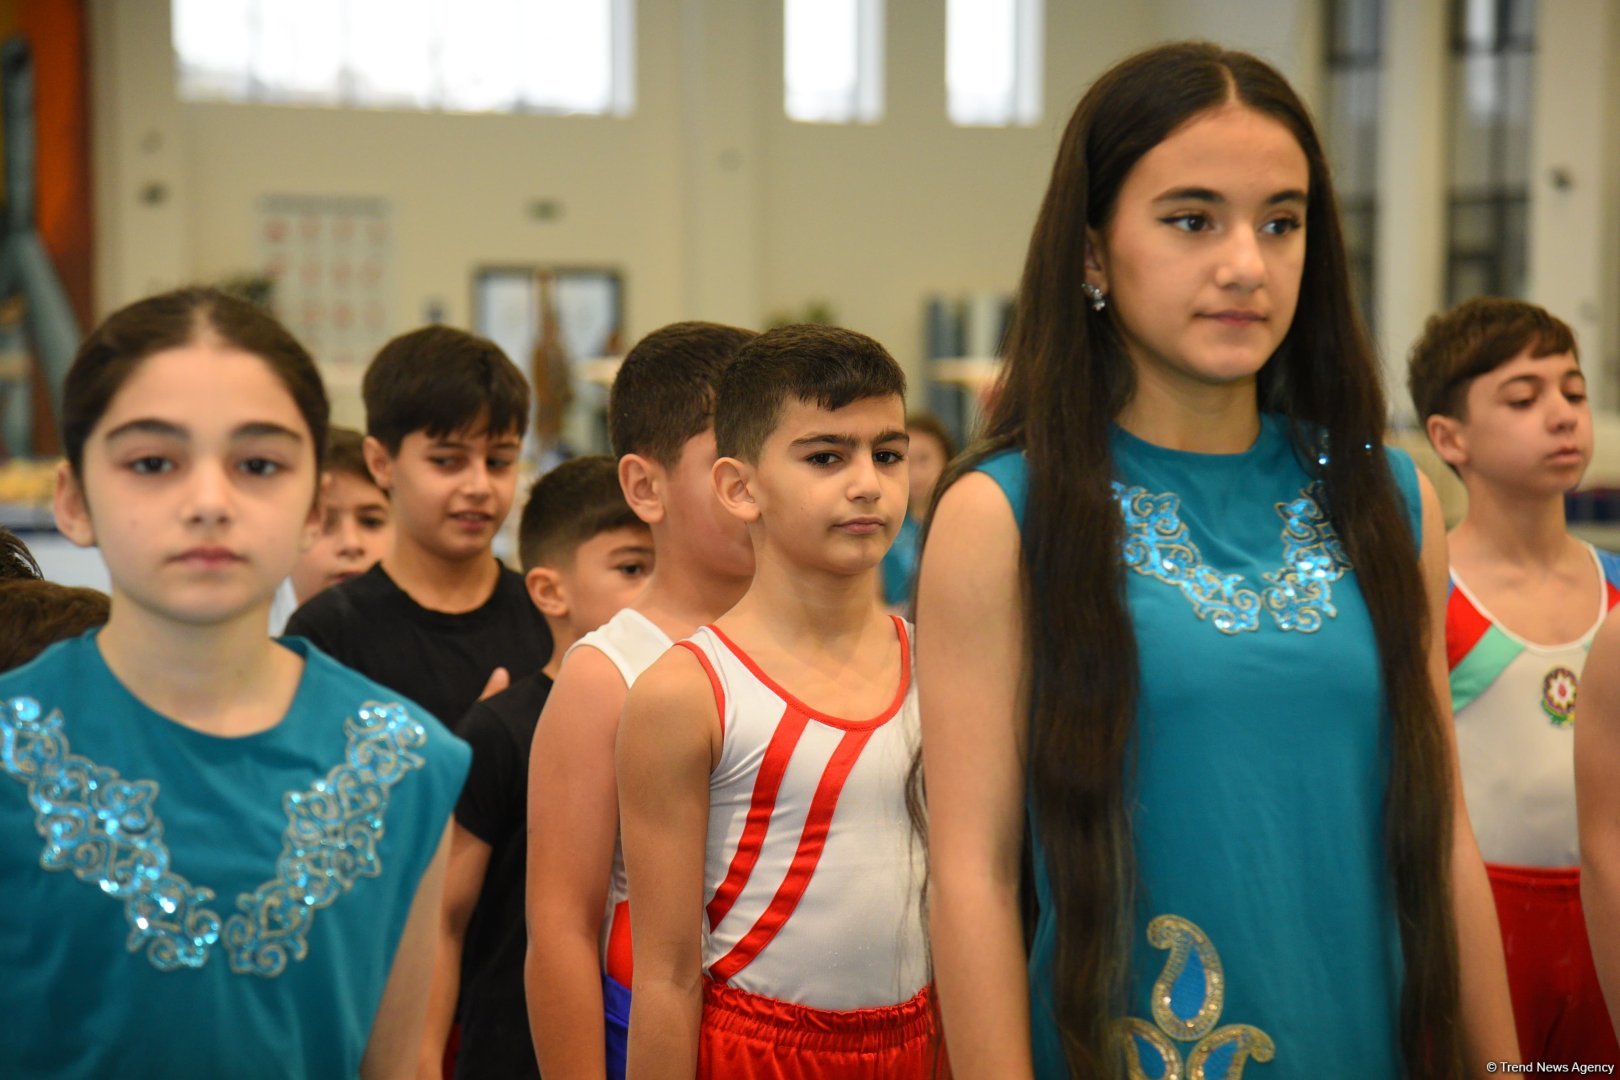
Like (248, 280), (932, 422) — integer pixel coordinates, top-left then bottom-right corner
(90, 0), (1620, 426)
(87, 1), (1316, 401)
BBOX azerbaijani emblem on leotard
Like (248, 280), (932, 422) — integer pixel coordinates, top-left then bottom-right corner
(1542, 665), (1579, 727)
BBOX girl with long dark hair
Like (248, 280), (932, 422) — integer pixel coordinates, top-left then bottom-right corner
(916, 43), (1518, 1078)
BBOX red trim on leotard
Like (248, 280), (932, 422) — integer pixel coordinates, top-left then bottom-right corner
(676, 639), (728, 740)
(705, 705), (810, 931)
(707, 724), (875, 984)
(1446, 583), (1491, 671)
(703, 616), (911, 732)
(1607, 580), (1620, 611)
(604, 900), (633, 986)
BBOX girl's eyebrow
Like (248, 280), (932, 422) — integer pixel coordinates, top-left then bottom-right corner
(103, 418), (304, 443)
(1152, 186), (1308, 206)
(104, 417), (186, 442)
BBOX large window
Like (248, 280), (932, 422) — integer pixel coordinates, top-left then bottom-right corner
(1445, 0), (1535, 304)
(945, 0), (1041, 127)
(173, 0), (635, 116)
(783, 0), (884, 124)
(1321, 0), (1383, 330)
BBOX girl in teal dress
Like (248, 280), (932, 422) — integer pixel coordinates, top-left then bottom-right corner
(915, 43), (1518, 1079)
(0, 288), (469, 1077)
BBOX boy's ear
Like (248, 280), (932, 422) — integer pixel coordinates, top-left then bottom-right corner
(712, 456), (760, 524)
(362, 436), (394, 494)
(52, 462), (95, 548)
(525, 565), (569, 620)
(1425, 413), (1469, 470)
(619, 453), (665, 526)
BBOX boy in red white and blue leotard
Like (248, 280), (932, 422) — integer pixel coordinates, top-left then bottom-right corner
(1411, 297), (1620, 1064)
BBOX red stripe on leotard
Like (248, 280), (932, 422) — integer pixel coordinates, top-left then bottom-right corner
(707, 724), (874, 984)
(1447, 583), (1491, 671)
(676, 639), (728, 740)
(704, 706), (809, 931)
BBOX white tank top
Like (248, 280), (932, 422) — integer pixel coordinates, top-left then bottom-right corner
(564, 607), (672, 982)
(677, 617), (928, 1010)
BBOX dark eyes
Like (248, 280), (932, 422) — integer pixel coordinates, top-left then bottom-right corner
(617, 562), (650, 578)
(1160, 213), (1302, 236)
(129, 456), (173, 475)
(127, 455), (286, 477)
(805, 450), (905, 466)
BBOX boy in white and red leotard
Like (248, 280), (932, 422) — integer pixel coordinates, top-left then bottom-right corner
(618, 325), (940, 1079)
(1409, 297), (1620, 1064)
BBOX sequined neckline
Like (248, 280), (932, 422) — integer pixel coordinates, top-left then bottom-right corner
(1114, 477), (1349, 635)
(1, 692), (428, 976)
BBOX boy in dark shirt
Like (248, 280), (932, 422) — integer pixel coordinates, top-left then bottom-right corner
(419, 454), (653, 1078)
(285, 327), (552, 727)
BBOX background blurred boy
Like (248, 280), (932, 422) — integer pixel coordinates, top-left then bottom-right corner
(287, 327), (552, 728)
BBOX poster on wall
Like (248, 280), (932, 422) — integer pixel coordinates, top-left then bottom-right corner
(258, 195), (393, 370)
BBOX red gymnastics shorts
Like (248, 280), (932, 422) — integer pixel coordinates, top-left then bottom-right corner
(697, 979), (948, 1080)
(1488, 863), (1619, 1065)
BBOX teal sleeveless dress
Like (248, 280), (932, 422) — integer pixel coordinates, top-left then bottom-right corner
(0, 632), (470, 1078)
(977, 413), (1421, 1079)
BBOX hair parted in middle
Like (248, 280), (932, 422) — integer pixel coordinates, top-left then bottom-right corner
(516, 455), (643, 573)
(362, 325), (530, 453)
(713, 324), (906, 463)
(1407, 296), (1577, 422)
(920, 40), (1464, 1078)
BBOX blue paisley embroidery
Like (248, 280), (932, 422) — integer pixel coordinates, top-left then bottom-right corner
(1116, 915), (1275, 1080)
(1113, 481), (1349, 635)
(1, 696), (426, 977)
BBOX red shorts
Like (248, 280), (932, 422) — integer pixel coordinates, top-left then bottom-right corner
(1489, 863), (1619, 1065)
(697, 979), (947, 1080)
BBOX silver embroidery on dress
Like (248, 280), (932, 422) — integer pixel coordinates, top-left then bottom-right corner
(1, 695), (426, 976)
(1113, 480), (1349, 635)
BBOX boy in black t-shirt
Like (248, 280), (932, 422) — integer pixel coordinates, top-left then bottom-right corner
(285, 327), (552, 728)
(418, 455), (654, 1079)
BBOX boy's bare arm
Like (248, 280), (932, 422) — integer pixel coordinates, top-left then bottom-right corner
(416, 822), (491, 1079)
(1578, 613), (1620, 1037)
(364, 823), (453, 1080)
(618, 650), (715, 1080)
(1416, 475), (1519, 1073)
(525, 646), (630, 1078)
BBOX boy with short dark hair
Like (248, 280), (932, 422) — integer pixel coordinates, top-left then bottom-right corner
(290, 426), (393, 605)
(419, 455), (653, 1079)
(286, 326), (552, 730)
(525, 322), (757, 1080)
(618, 325), (938, 1078)
(1409, 297), (1620, 1065)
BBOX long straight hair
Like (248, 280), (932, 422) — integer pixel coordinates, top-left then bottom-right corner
(924, 42), (1462, 1078)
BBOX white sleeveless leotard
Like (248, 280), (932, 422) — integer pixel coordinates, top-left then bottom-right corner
(565, 607), (672, 981)
(676, 617), (928, 1010)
